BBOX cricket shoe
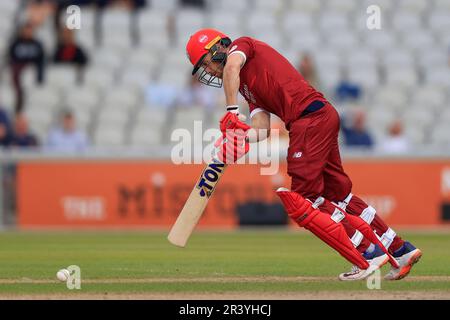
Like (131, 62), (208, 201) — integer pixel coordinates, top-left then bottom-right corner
(384, 241), (422, 281)
(338, 244), (389, 281)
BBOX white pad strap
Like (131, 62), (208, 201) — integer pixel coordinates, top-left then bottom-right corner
(351, 231), (364, 247)
(312, 197), (324, 209)
(330, 207), (345, 223)
(379, 228), (397, 249)
(360, 206), (376, 224)
(337, 193), (353, 210)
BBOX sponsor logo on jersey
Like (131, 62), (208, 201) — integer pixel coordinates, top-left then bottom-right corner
(243, 84), (257, 104)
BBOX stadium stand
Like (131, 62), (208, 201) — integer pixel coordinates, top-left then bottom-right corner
(0, 0), (448, 151)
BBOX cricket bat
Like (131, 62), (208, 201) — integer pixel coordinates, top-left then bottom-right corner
(168, 158), (227, 247)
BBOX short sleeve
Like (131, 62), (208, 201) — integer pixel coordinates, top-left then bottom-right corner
(248, 102), (266, 118)
(228, 37), (255, 67)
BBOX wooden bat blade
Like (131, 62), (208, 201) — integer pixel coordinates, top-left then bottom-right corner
(168, 160), (226, 247)
(167, 187), (208, 247)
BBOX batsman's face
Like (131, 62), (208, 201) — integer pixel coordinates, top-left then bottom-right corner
(201, 53), (224, 79)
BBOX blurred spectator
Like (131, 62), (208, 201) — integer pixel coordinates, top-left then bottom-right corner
(97, 0), (146, 9)
(448, 45), (450, 67)
(63, 0), (96, 5)
(297, 52), (320, 89)
(53, 27), (89, 84)
(379, 120), (411, 154)
(0, 107), (13, 147)
(335, 72), (362, 103)
(179, 0), (206, 9)
(167, 12), (177, 42)
(121, 0), (147, 9)
(341, 109), (374, 148)
(145, 81), (179, 108)
(46, 109), (89, 152)
(177, 75), (218, 110)
(123, 0), (148, 45)
(8, 22), (45, 113)
(10, 113), (39, 148)
(23, 0), (56, 27)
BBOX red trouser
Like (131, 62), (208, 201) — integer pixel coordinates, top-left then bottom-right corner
(287, 102), (403, 253)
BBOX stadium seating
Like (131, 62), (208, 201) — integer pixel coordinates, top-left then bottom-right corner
(0, 0), (448, 150)
(290, 0), (322, 13)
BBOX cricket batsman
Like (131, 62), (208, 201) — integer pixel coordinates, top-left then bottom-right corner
(185, 29), (422, 281)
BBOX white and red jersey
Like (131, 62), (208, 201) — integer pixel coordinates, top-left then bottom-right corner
(228, 37), (327, 128)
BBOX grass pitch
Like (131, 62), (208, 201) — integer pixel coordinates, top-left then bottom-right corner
(0, 229), (449, 299)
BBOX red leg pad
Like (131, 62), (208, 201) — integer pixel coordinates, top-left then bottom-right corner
(336, 208), (400, 268)
(277, 189), (369, 270)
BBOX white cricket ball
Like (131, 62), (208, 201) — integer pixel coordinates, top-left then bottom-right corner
(56, 269), (70, 282)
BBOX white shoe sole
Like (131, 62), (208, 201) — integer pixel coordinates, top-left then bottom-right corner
(384, 249), (422, 281)
(339, 254), (389, 281)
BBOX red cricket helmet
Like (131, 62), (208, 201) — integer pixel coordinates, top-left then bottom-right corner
(186, 28), (231, 87)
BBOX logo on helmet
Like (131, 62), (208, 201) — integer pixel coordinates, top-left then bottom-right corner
(198, 35), (208, 43)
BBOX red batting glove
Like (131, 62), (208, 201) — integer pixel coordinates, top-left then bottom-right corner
(219, 111), (242, 133)
(214, 130), (250, 164)
(214, 115), (251, 164)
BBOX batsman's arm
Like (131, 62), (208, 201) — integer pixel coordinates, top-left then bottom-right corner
(223, 53), (245, 107)
(223, 51), (270, 143)
(248, 110), (271, 143)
